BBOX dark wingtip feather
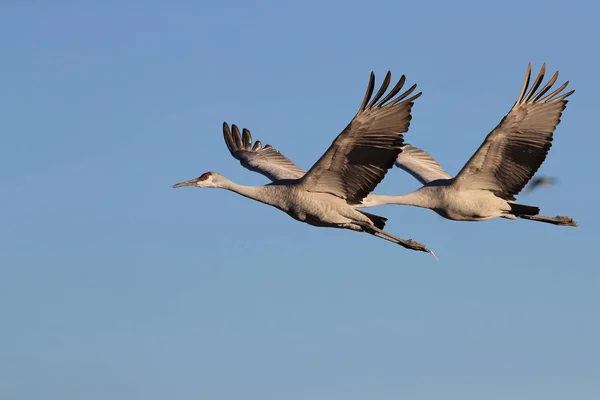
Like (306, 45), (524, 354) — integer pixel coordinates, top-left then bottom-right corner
(223, 122), (236, 155)
(540, 80), (573, 103)
(359, 72), (376, 112)
(375, 75), (406, 108)
(231, 124), (243, 150)
(242, 128), (253, 150)
(563, 88), (576, 98)
(524, 64), (546, 103)
(392, 84), (420, 105)
(529, 70), (559, 104)
(367, 71), (392, 110)
(516, 63), (533, 104)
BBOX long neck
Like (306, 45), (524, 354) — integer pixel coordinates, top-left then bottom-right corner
(218, 178), (274, 205)
(362, 190), (434, 209)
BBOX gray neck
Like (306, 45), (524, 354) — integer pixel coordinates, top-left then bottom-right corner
(218, 178), (273, 205)
(362, 190), (434, 209)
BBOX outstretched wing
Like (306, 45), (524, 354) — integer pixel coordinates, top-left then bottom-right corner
(453, 63), (574, 200)
(223, 122), (306, 181)
(395, 144), (453, 184)
(301, 71), (422, 205)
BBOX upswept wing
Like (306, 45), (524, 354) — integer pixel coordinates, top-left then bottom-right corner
(301, 71), (422, 205)
(223, 122), (306, 181)
(453, 63), (574, 200)
(395, 144), (453, 184)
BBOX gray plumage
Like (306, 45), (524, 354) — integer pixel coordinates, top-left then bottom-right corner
(393, 144), (452, 185)
(223, 125), (305, 181)
(301, 73), (419, 205)
(223, 64), (578, 228)
(452, 63), (573, 201)
(223, 124), (307, 181)
(385, 63), (578, 226)
(174, 71), (437, 259)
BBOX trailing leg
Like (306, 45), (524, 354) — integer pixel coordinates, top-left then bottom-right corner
(354, 221), (438, 260)
(518, 214), (578, 226)
(507, 202), (578, 227)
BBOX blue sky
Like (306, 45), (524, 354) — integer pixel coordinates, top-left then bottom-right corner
(1, 1), (598, 399)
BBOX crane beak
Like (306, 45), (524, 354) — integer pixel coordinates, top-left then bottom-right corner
(172, 178), (198, 188)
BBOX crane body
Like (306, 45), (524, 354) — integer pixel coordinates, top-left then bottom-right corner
(221, 64), (578, 228)
(174, 72), (438, 258)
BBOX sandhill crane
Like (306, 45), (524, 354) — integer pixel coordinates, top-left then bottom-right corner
(526, 176), (557, 192)
(173, 72), (438, 258)
(222, 64), (578, 227)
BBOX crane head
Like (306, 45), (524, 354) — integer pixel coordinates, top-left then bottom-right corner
(172, 172), (220, 188)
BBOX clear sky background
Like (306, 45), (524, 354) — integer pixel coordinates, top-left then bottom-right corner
(1, 1), (598, 399)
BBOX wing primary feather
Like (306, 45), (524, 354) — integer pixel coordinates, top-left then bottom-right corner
(231, 124), (243, 149)
(516, 63), (532, 104)
(366, 71), (392, 109)
(359, 72), (376, 112)
(301, 71), (422, 204)
(453, 63), (574, 200)
(222, 122), (307, 181)
(375, 75), (406, 108)
(540, 82), (572, 103)
(529, 71), (559, 103)
(223, 122), (236, 154)
(523, 63), (546, 103)
(392, 85), (421, 105)
(242, 128), (252, 149)
(555, 89), (576, 101)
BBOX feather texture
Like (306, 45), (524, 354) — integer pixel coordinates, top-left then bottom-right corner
(453, 63), (574, 200)
(395, 144), (452, 184)
(223, 122), (306, 181)
(301, 71), (422, 204)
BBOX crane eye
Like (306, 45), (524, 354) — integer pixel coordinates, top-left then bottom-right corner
(198, 172), (211, 181)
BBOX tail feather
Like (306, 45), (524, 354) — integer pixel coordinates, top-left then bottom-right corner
(358, 210), (387, 230)
(508, 202), (578, 227)
(508, 202), (540, 216)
